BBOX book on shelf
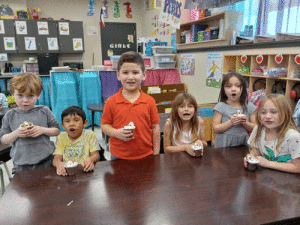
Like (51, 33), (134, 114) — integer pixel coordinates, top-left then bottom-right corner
(192, 24), (208, 42)
(254, 35), (276, 43)
(275, 32), (300, 41)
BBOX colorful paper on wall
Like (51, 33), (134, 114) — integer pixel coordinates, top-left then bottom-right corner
(47, 37), (59, 50)
(37, 22), (49, 35)
(180, 54), (195, 76)
(16, 21), (27, 35)
(87, 26), (98, 35)
(113, 1), (120, 18)
(25, 37), (37, 50)
(0, 53), (8, 61)
(154, 0), (164, 9)
(123, 2), (132, 18)
(59, 22), (69, 35)
(145, 0), (151, 10)
(0, 20), (5, 34)
(160, 0), (182, 29)
(73, 38), (83, 51)
(103, 0), (109, 18)
(3, 37), (16, 50)
(206, 53), (222, 88)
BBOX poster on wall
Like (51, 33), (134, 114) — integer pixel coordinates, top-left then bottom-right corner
(0, 53), (8, 61)
(0, 20), (5, 34)
(59, 22), (70, 35)
(154, 0), (164, 9)
(37, 21), (49, 35)
(25, 37), (37, 50)
(15, 21), (27, 35)
(206, 53), (222, 88)
(160, 0), (182, 29)
(87, 26), (98, 35)
(73, 38), (83, 51)
(47, 37), (59, 50)
(4, 37), (16, 50)
(180, 54), (195, 76)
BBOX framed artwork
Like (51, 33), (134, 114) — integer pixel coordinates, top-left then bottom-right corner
(16, 10), (29, 19)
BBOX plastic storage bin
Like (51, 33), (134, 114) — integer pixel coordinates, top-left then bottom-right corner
(155, 61), (176, 69)
(145, 42), (167, 56)
(110, 55), (121, 70)
(153, 54), (175, 62)
(152, 46), (174, 55)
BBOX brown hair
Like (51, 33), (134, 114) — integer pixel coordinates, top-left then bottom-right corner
(117, 51), (145, 72)
(219, 72), (248, 113)
(252, 94), (297, 152)
(9, 73), (43, 95)
(169, 93), (199, 143)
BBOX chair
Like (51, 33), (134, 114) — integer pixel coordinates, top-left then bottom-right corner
(0, 143), (12, 195)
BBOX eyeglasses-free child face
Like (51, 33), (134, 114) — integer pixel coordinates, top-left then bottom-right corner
(259, 100), (282, 131)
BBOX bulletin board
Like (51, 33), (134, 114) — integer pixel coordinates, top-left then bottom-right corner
(100, 22), (137, 62)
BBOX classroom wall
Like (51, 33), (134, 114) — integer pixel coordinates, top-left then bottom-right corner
(178, 47), (300, 104)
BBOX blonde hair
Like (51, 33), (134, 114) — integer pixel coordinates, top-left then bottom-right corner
(252, 94), (297, 152)
(169, 93), (199, 143)
(9, 73), (43, 95)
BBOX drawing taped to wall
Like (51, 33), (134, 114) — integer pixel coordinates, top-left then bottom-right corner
(206, 53), (222, 88)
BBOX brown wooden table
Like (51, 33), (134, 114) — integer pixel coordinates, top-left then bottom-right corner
(1, 146), (300, 224)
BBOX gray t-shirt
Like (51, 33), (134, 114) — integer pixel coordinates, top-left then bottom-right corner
(213, 102), (256, 148)
(0, 105), (60, 165)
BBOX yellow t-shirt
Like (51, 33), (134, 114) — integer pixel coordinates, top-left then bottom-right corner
(54, 129), (100, 163)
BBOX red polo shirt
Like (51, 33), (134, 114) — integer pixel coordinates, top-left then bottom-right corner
(101, 88), (160, 160)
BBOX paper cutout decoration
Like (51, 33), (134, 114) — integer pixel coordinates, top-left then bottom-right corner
(25, 37), (37, 50)
(87, 0), (96, 16)
(47, 37), (59, 50)
(166, 29), (170, 35)
(241, 55), (247, 63)
(256, 54), (263, 64)
(103, 0), (108, 18)
(295, 55), (300, 65)
(0, 20), (5, 34)
(128, 35), (133, 43)
(73, 38), (83, 51)
(16, 21), (27, 35)
(154, 0), (163, 9)
(87, 26), (98, 35)
(37, 22), (49, 35)
(59, 22), (69, 35)
(152, 29), (157, 35)
(4, 37), (16, 50)
(145, 0), (150, 10)
(123, 2), (132, 18)
(113, 1), (120, 18)
(275, 54), (283, 64)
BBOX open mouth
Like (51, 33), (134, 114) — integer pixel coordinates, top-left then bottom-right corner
(232, 93), (237, 97)
(70, 128), (76, 132)
(183, 113), (190, 116)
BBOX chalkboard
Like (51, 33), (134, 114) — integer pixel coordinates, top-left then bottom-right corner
(101, 22), (137, 62)
(16, 11), (29, 19)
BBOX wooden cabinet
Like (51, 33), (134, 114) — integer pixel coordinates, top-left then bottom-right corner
(223, 54), (300, 107)
(176, 11), (239, 51)
(141, 83), (186, 113)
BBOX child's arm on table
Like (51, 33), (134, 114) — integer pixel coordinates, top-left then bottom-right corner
(152, 123), (160, 155)
(241, 112), (256, 131)
(81, 151), (100, 172)
(213, 111), (241, 133)
(257, 157), (300, 173)
(163, 120), (195, 157)
(101, 124), (134, 141)
(52, 154), (67, 176)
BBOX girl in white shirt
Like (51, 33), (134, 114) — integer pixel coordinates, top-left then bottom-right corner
(164, 93), (207, 157)
(245, 94), (300, 173)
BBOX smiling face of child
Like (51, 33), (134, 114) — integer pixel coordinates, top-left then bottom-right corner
(177, 100), (195, 122)
(259, 100), (282, 131)
(61, 113), (88, 141)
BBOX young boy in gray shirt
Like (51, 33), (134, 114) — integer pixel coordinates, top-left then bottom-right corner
(0, 73), (60, 174)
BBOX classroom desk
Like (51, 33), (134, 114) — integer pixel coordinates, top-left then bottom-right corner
(1, 146), (300, 224)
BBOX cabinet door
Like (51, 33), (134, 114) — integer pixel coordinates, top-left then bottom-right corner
(15, 20), (38, 53)
(0, 19), (18, 53)
(57, 21), (84, 53)
(15, 20), (59, 53)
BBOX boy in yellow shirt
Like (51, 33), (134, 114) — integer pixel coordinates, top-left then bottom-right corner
(53, 106), (100, 176)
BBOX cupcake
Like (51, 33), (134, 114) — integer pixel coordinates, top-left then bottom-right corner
(192, 142), (203, 158)
(20, 121), (33, 129)
(245, 154), (260, 172)
(124, 122), (135, 134)
(64, 161), (78, 176)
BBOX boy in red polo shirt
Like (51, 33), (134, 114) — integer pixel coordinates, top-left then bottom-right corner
(101, 52), (160, 160)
